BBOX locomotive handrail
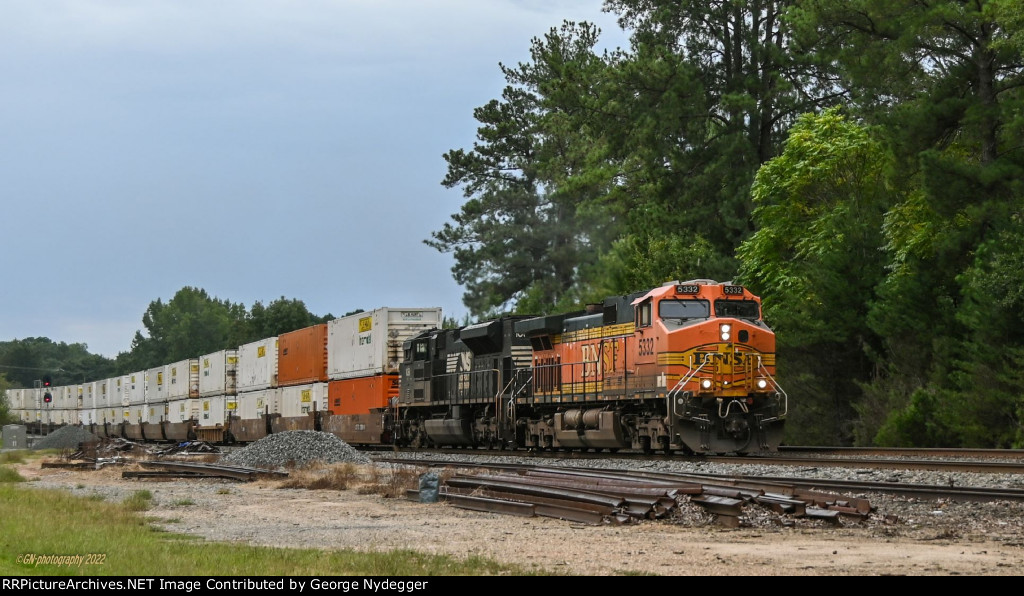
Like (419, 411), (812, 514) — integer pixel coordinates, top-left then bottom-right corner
(496, 372), (516, 426)
(756, 356), (788, 422)
(669, 355), (710, 419)
(499, 372), (532, 428)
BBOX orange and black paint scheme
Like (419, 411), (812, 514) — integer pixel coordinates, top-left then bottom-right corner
(394, 280), (786, 454)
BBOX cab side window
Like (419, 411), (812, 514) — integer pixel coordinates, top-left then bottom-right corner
(636, 300), (653, 328)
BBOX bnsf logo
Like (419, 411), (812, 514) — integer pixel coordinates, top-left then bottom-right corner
(696, 352), (750, 365)
(580, 341), (621, 377)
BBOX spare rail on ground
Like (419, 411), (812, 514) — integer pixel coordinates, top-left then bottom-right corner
(131, 460), (288, 481)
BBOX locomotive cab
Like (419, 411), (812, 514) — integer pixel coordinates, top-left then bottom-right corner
(631, 280), (787, 454)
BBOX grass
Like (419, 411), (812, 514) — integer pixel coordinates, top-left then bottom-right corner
(278, 462), (361, 490)
(0, 450), (29, 465)
(122, 489), (153, 511)
(0, 481), (542, 576)
(274, 462), (440, 499)
(0, 467), (26, 482)
(170, 498), (195, 507)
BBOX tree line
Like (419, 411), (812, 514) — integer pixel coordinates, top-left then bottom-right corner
(428, 0), (1024, 448)
(0, 287), (336, 393)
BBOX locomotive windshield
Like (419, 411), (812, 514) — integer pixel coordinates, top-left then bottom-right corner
(659, 299), (710, 321)
(714, 300), (760, 320)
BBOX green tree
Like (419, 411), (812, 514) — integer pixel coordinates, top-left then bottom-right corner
(0, 338), (114, 388)
(246, 297), (329, 343)
(793, 0), (1024, 446)
(430, 22), (616, 317)
(592, 0), (839, 291)
(124, 287), (247, 370)
(435, 2), (840, 316)
(737, 109), (895, 445)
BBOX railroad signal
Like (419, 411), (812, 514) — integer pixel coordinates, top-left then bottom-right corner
(41, 374), (53, 403)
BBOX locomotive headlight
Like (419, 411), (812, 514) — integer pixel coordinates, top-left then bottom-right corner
(757, 378), (768, 389)
(701, 379), (713, 390)
(720, 324), (731, 341)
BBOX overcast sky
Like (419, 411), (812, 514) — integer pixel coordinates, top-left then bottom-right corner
(0, 1), (628, 358)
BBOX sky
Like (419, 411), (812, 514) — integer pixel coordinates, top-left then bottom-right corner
(0, 0), (629, 358)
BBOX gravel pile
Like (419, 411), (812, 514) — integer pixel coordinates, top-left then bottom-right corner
(32, 426), (99, 451)
(221, 430), (371, 469)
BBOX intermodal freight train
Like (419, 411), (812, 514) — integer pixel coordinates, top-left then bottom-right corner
(6, 280), (787, 455)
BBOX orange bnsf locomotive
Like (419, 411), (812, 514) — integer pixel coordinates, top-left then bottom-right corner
(394, 279), (787, 454)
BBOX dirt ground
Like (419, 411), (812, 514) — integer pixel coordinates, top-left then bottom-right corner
(14, 460), (1024, 576)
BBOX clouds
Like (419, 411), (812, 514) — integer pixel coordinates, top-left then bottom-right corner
(0, 1), (625, 357)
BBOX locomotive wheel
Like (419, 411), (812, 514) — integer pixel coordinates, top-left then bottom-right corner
(639, 436), (653, 455)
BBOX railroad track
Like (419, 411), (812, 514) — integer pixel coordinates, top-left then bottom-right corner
(365, 446), (1024, 475)
(778, 446), (1024, 459)
(379, 457), (1024, 505)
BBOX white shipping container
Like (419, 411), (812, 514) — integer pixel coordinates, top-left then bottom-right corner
(237, 337), (278, 392)
(95, 379), (111, 409)
(8, 388), (25, 410)
(327, 307), (441, 381)
(236, 389), (278, 420)
(82, 382), (96, 411)
(195, 396), (232, 427)
(166, 399), (194, 425)
(99, 405), (119, 424)
(143, 402), (167, 424)
(47, 386), (61, 411)
(110, 375), (128, 407)
(127, 404), (147, 424)
(278, 383), (327, 418)
(166, 358), (200, 400)
(198, 349), (239, 397)
(51, 385), (67, 410)
(126, 371), (146, 405)
(79, 383), (95, 425)
(146, 365), (168, 404)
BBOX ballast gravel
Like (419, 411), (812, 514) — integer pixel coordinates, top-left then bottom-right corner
(220, 430), (371, 469)
(31, 425), (99, 451)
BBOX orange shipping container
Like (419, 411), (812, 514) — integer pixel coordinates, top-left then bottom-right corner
(328, 374), (399, 415)
(278, 324), (328, 387)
